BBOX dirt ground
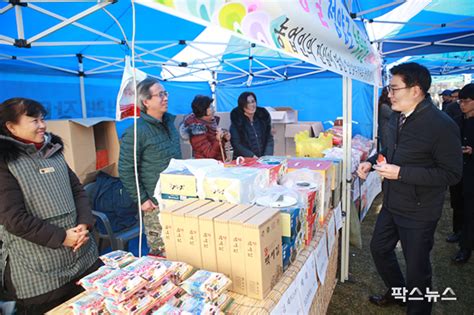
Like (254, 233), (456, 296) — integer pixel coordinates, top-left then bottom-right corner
(328, 194), (474, 314)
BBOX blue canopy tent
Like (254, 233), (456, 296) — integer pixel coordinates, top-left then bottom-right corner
(0, 0), (378, 132)
(347, 0), (474, 74)
(1, 0), (383, 280)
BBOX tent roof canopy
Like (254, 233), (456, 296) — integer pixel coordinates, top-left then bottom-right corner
(0, 0), (337, 87)
(348, 0), (474, 72)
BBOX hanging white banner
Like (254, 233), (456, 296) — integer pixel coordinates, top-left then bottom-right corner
(139, 0), (381, 85)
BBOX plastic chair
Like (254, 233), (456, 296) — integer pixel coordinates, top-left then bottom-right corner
(83, 182), (140, 251)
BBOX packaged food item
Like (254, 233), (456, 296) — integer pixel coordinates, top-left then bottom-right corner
(151, 303), (185, 315)
(77, 266), (115, 291)
(158, 259), (194, 283)
(179, 296), (220, 314)
(100, 250), (136, 268)
(70, 292), (104, 315)
(95, 268), (148, 302)
(180, 270), (231, 301)
(124, 256), (171, 289)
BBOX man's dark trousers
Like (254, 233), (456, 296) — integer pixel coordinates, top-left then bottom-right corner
(370, 207), (438, 315)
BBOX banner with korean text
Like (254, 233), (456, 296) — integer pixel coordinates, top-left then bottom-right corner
(138, 0), (381, 85)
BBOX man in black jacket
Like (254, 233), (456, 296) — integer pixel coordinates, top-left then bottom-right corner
(357, 63), (462, 314)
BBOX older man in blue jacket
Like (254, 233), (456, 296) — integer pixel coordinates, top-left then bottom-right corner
(358, 63), (462, 315)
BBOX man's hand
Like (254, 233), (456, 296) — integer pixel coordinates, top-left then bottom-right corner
(462, 146), (472, 155)
(141, 199), (157, 212)
(357, 162), (372, 180)
(373, 163), (401, 180)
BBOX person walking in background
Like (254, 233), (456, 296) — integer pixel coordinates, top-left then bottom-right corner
(378, 87), (394, 151)
(230, 91), (274, 158)
(119, 78), (181, 256)
(181, 95), (232, 161)
(0, 98), (99, 314)
(357, 63), (462, 314)
(452, 83), (474, 263)
(440, 89), (452, 111)
(444, 88), (464, 244)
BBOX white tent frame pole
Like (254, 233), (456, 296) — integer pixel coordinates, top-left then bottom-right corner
(31, 41), (119, 46)
(354, 0), (405, 18)
(0, 35), (15, 44)
(14, 57), (77, 74)
(15, 4), (25, 39)
(78, 56), (87, 118)
(373, 85), (379, 144)
(383, 43), (431, 56)
(27, 1), (111, 44)
(341, 76), (352, 282)
(0, 4), (13, 14)
(253, 58), (286, 79)
(28, 3), (122, 43)
(287, 69), (328, 80)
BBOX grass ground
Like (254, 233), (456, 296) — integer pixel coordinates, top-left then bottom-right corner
(328, 194), (474, 314)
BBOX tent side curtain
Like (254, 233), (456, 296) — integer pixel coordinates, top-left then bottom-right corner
(216, 76), (374, 139)
(0, 72), (211, 120)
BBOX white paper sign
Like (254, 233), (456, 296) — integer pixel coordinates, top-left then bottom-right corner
(327, 214), (336, 255)
(271, 278), (304, 315)
(296, 254), (319, 314)
(314, 230), (329, 285)
(334, 202), (342, 231)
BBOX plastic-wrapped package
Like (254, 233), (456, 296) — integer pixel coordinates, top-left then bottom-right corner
(95, 268), (148, 302)
(158, 259), (194, 283)
(124, 256), (171, 289)
(77, 266), (115, 291)
(203, 167), (267, 204)
(107, 281), (181, 315)
(179, 296), (221, 314)
(180, 270), (231, 301)
(151, 303), (189, 315)
(99, 250), (136, 268)
(70, 292), (104, 315)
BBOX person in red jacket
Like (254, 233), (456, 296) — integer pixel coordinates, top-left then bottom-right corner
(182, 95), (231, 161)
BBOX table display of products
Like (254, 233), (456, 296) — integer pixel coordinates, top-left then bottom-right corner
(68, 253), (233, 315)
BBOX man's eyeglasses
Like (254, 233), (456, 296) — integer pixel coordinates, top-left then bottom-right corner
(457, 98), (472, 104)
(151, 91), (169, 99)
(386, 86), (411, 94)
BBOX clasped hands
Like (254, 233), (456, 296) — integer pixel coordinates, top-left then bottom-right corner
(63, 224), (90, 252)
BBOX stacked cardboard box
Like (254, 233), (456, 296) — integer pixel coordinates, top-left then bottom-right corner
(287, 158), (333, 223)
(160, 200), (282, 300)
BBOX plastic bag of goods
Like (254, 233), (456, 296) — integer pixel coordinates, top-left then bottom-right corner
(100, 250), (136, 268)
(77, 266), (115, 291)
(70, 292), (104, 315)
(124, 256), (172, 289)
(180, 270), (231, 302)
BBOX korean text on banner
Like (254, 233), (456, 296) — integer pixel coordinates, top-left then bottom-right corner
(138, 0), (382, 85)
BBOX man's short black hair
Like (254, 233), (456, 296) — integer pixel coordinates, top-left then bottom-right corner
(191, 95), (213, 118)
(390, 62), (431, 95)
(459, 83), (474, 100)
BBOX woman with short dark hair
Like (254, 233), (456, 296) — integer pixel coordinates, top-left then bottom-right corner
(230, 91), (274, 157)
(0, 98), (99, 313)
(182, 95), (231, 161)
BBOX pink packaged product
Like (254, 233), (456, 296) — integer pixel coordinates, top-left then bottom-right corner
(95, 268), (148, 302)
(100, 250), (137, 268)
(77, 266), (115, 291)
(151, 303), (185, 315)
(70, 292), (104, 315)
(158, 259), (194, 283)
(124, 256), (172, 289)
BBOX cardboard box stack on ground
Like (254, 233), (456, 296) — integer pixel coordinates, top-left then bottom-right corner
(47, 118), (119, 183)
(265, 107), (298, 156)
(287, 158), (333, 224)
